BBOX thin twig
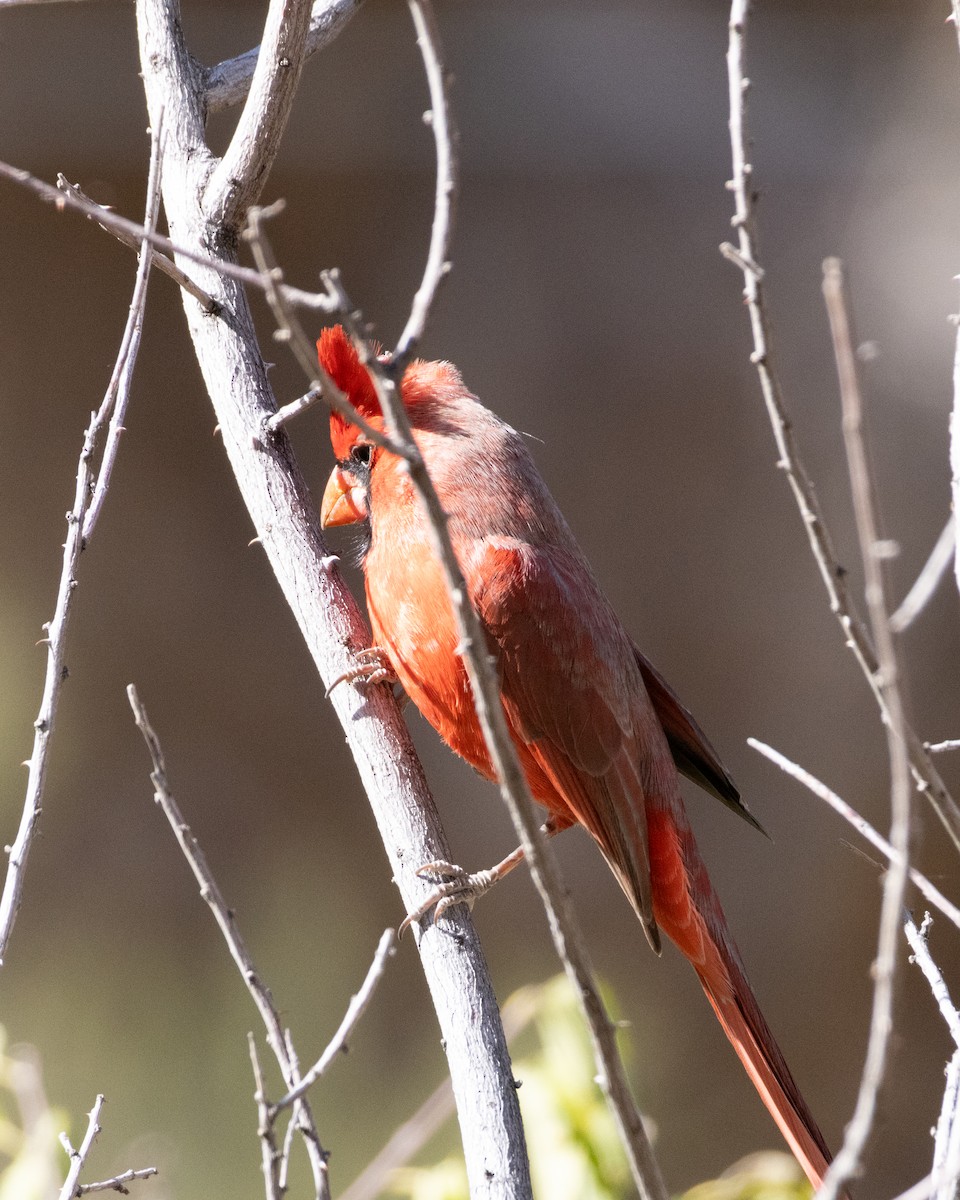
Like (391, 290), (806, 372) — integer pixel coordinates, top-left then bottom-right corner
(904, 915), (960, 1049)
(126, 685), (331, 1200)
(817, 257), (911, 1200)
(934, 1050), (960, 1200)
(0, 133), (161, 966)
(83, 113), (164, 540)
(203, 0), (314, 227)
(392, 0), (458, 364)
(951, 1), (960, 605)
(58, 1096), (104, 1200)
(205, 0), (364, 115)
(244, 206), (403, 455)
(890, 518), (956, 633)
(723, 0), (960, 852)
(264, 386), (322, 433)
(77, 1167), (159, 1195)
(928, 740), (960, 754)
(905, 914), (960, 1200)
(249, 1033), (282, 1200)
(56, 175), (216, 313)
(272, 928), (395, 1113)
(324, 277), (667, 1200)
(748, 739), (960, 931)
(0, 159), (335, 315)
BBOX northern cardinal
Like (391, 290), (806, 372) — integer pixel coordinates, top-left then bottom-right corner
(318, 324), (835, 1189)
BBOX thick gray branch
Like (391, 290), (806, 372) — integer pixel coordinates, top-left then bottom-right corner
(203, 0), (313, 228)
(135, 3), (530, 1195)
(204, 0), (363, 115)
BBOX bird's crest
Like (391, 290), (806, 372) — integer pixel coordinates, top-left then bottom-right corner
(317, 324), (466, 458)
(317, 325), (381, 421)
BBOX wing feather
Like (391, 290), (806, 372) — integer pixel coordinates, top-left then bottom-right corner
(471, 539), (667, 951)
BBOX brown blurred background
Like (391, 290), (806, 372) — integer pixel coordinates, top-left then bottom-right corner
(2, 0), (959, 1195)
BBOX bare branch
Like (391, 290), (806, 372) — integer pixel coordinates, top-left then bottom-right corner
(263, 386), (322, 433)
(203, 0), (314, 228)
(136, 1), (533, 1189)
(77, 1167), (159, 1196)
(243, 207), (405, 455)
(905, 916), (960, 1200)
(83, 113), (164, 541)
(392, 0), (458, 363)
(340, 984), (540, 1200)
(0, 132), (160, 966)
(272, 928), (395, 1113)
(325, 279), (667, 1200)
(58, 1096), (104, 1200)
(56, 175), (216, 312)
(205, 0), (363, 115)
(816, 257), (911, 1200)
(951, 2), (960, 606)
(904, 915), (960, 1049)
(0, 159), (334, 315)
(748, 739), (960, 931)
(723, 0), (960, 853)
(126, 685), (331, 1200)
(249, 1033), (282, 1200)
(928, 740), (960, 754)
(890, 518), (956, 633)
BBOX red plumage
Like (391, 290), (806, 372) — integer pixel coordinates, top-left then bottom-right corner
(318, 324), (836, 1190)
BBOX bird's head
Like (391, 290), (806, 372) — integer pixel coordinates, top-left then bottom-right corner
(317, 325), (383, 528)
(317, 324), (470, 530)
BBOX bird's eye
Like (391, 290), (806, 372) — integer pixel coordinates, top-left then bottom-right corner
(350, 443), (372, 466)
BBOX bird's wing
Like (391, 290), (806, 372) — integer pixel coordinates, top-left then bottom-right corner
(471, 539), (670, 952)
(632, 648), (766, 835)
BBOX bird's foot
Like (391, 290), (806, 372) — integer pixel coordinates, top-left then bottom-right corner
(399, 860), (500, 937)
(326, 646), (399, 697)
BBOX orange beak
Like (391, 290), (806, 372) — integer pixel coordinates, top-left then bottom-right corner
(321, 465), (369, 527)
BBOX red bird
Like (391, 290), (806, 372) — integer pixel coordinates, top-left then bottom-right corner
(318, 324), (834, 1190)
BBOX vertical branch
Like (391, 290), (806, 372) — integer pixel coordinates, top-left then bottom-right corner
(0, 125), (161, 966)
(203, 0), (314, 227)
(817, 259), (911, 1200)
(724, 0), (960, 852)
(393, 0), (458, 363)
(950, 1), (960, 602)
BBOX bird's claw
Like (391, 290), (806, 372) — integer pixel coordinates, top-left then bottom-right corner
(326, 647), (398, 698)
(398, 860), (498, 937)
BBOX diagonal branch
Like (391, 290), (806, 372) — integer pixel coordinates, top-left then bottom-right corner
(205, 0), (363, 115)
(890, 518), (956, 633)
(135, 1), (533, 1193)
(324, 271), (668, 1200)
(748, 739), (960, 931)
(56, 174), (216, 312)
(0, 159), (334, 315)
(203, 0), (314, 228)
(127, 684), (340, 1200)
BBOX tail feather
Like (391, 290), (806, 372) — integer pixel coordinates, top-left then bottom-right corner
(645, 805), (837, 1193)
(697, 961), (833, 1189)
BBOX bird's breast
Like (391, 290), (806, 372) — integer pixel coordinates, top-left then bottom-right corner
(365, 533), (495, 777)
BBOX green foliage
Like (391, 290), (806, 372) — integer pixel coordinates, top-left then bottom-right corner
(0, 1027), (64, 1200)
(679, 1151), (811, 1200)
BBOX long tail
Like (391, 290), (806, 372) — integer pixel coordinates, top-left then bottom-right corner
(646, 803), (834, 1191)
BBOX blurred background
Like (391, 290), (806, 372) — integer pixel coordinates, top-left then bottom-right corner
(1, 0), (959, 1195)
